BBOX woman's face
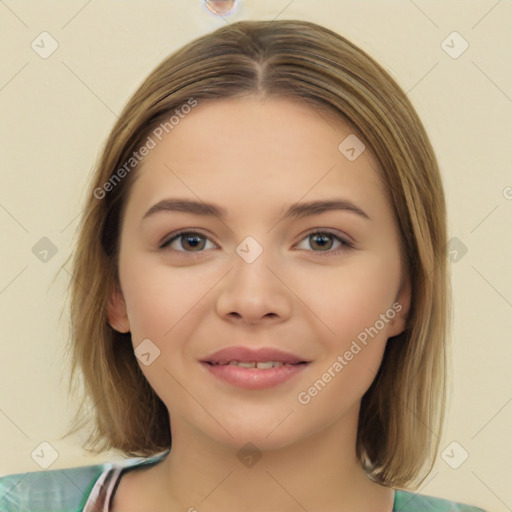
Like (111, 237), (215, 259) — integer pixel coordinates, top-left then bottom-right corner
(108, 96), (410, 450)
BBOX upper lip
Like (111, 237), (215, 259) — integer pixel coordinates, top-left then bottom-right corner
(201, 346), (309, 365)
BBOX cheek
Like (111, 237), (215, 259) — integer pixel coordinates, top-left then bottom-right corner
(294, 253), (401, 348)
(119, 256), (210, 342)
(295, 260), (398, 411)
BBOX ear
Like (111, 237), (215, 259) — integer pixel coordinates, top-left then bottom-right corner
(106, 280), (130, 333)
(387, 276), (411, 338)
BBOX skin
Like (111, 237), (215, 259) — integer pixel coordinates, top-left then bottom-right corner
(107, 96), (410, 512)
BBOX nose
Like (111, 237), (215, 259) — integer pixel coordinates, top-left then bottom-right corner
(215, 244), (293, 326)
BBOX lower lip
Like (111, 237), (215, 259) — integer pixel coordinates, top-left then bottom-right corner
(201, 362), (308, 390)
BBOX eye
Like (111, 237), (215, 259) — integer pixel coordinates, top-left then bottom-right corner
(159, 230), (217, 253)
(295, 230), (353, 255)
(159, 229), (354, 257)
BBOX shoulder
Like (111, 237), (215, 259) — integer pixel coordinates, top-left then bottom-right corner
(394, 489), (488, 511)
(0, 452), (168, 512)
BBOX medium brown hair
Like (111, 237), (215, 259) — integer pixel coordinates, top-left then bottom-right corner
(62, 19), (448, 489)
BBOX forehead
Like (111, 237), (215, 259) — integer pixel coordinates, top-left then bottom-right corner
(125, 96), (388, 221)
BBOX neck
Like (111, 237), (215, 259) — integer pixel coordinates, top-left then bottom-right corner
(150, 405), (394, 512)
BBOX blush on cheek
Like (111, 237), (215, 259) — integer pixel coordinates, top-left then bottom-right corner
(297, 332), (388, 417)
(300, 256), (401, 335)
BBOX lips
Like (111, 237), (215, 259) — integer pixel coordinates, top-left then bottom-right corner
(199, 346), (312, 389)
(201, 346), (309, 366)
(200, 346), (310, 390)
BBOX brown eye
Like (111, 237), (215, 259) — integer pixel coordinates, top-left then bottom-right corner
(160, 231), (215, 252)
(309, 233), (334, 251)
(296, 230), (353, 256)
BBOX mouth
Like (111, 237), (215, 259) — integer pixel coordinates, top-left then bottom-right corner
(200, 346), (310, 366)
(199, 346), (311, 390)
(203, 360), (309, 369)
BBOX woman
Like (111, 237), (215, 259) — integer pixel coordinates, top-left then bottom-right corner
(0, 19), (486, 511)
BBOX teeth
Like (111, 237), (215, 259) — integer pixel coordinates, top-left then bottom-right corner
(256, 361), (283, 369)
(223, 360), (284, 369)
(229, 361), (256, 368)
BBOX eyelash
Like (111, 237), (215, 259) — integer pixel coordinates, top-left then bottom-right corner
(158, 229), (354, 257)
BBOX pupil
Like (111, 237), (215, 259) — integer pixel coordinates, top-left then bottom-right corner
(312, 234), (331, 251)
(184, 234), (204, 251)
(180, 233), (333, 252)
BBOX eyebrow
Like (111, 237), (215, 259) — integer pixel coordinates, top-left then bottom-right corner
(142, 198), (370, 223)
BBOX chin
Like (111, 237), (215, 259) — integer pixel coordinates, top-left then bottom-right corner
(197, 415), (301, 453)
(220, 429), (299, 454)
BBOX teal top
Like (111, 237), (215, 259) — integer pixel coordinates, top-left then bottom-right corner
(0, 450), (487, 511)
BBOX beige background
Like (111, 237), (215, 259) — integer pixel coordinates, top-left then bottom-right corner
(0, 1), (511, 510)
